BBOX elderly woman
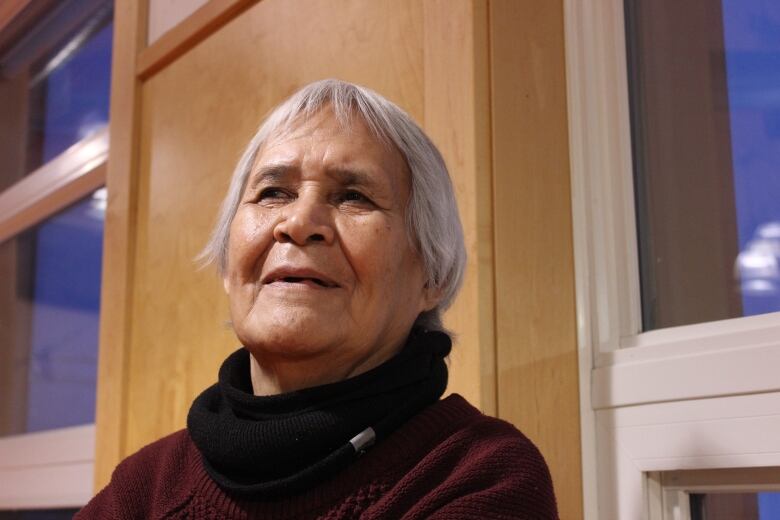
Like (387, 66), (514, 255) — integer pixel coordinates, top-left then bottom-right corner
(78, 80), (558, 519)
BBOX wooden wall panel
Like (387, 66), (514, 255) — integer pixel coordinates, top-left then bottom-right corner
(100, 1), (582, 513)
(126, 0), (431, 455)
(490, 1), (583, 519)
(424, 0), (496, 415)
(94, 0), (147, 490)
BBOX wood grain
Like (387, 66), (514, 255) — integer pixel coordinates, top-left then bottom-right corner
(99, 2), (583, 513)
(423, 0), (496, 414)
(93, 0), (148, 491)
(126, 0), (428, 456)
(490, 1), (583, 518)
(136, 0), (261, 79)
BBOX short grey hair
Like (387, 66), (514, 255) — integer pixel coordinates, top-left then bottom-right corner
(199, 79), (466, 331)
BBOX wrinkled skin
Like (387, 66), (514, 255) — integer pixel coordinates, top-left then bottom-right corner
(223, 109), (440, 395)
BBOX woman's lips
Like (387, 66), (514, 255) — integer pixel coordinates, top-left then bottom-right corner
(269, 277), (334, 289)
(261, 267), (339, 288)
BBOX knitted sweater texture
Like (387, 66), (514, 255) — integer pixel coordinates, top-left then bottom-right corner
(77, 395), (558, 519)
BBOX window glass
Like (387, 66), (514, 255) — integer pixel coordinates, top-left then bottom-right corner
(0, 1), (112, 190)
(626, 0), (780, 330)
(0, 190), (104, 436)
(27, 13), (113, 171)
(691, 491), (780, 520)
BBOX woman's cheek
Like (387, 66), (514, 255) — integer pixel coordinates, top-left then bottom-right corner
(230, 208), (276, 278)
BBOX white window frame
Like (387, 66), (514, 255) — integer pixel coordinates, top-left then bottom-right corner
(564, 0), (780, 518)
(0, 129), (107, 509)
(649, 468), (780, 520)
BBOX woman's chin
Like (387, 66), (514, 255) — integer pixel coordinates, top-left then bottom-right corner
(235, 314), (346, 359)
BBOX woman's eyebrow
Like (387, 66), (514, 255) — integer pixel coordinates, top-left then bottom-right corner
(248, 165), (386, 193)
(248, 164), (295, 189)
(327, 168), (382, 191)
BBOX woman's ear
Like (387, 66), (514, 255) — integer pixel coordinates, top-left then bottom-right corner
(421, 281), (444, 312)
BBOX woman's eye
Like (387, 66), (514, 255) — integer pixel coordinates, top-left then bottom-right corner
(340, 190), (370, 204)
(258, 188), (291, 201)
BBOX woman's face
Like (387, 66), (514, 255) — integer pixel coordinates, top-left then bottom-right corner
(224, 109), (438, 371)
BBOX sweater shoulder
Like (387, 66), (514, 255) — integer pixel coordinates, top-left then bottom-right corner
(77, 429), (197, 519)
(366, 395), (559, 519)
(435, 395), (554, 482)
(423, 394), (550, 464)
(118, 428), (195, 484)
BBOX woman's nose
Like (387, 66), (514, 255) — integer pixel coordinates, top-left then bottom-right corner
(273, 196), (335, 245)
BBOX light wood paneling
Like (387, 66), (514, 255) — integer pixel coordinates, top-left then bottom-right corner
(424, 0), (496, 414)
(126, 0), (431, 455)
(93, 0), (147, 490)
(490, 1), (582, 519)
(98, 0), (582, 512)
(136, 0), (260, 79)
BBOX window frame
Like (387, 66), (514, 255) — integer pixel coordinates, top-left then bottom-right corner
(0, 130), (107, 508)
(649, 468), (780, 520)
(564, 0), (780, 518)
(0, 424), (96, 509)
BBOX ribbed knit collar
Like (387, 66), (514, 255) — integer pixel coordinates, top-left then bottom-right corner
(187, 328), (451, 498)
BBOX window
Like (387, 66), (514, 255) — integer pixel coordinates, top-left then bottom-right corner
(0, 0), (112, 510)
(650, 468), (780, 520)
(0, 192), (104, 437)
(565, 0), (780, 518)
(626, 0), (780, 330)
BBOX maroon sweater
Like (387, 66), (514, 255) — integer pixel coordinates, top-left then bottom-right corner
(78, 395), (557, 519)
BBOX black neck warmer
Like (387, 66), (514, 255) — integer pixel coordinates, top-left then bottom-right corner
(187, 328), (451, 498)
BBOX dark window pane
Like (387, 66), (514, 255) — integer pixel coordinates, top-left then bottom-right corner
(0, 190), (104, 436)
(0, 510), (79, 520)
(27, 13), (113, 171)
(691, 492), (780, 520)
(0, 1), (112, 190)
(626, 0), (780, 330)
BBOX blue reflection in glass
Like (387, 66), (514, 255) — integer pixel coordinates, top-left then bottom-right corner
(723, 1), (780, 316)
(31, 19), (112, 167)
(25, 191), (104, 432)
(759, 492), (780, 519)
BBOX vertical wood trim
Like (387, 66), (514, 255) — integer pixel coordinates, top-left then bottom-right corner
(423, 0), (496, 415)
(136, 0), (261, 80)
(0, 241), (31, 436)
(93, 0), (147, 491)
(490, 1), (583, 518)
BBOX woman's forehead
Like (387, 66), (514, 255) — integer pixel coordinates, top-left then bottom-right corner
(253, 110), (409, 182)
(263, 108), (378, 150)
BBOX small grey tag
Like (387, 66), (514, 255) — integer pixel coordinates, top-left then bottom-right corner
(349, 427), (376, 454)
